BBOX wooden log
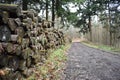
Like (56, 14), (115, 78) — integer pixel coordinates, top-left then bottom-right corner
(0, 25), (11, 42)
(30, 30), (38, 37)
(21, 11), (29, 14)
(32, 54), (41, 64)
(22, 68), (32, 77)
(35, 27), (42, 34)
(13, 71), (23, 80)
(0, 68), (11, 80)
(42, 20), (51, 28)
(11, 35), (18, 42)
(8, 71), (23, 80)
(14, 46), (22, 56)
(15, 27), (25, 38)
(0, 4), (21, 17)
(21, 48), (31, 59)
(14, 18), (22, 27)
(27, 11), (34, 20)
(17, 36), (22, 44)
(0, 70), (5, 76)
(0, 43), (4, 53)
(23, 17), (32, 24)
(26, 57), (31, 67)
(6, 43), (21, 55)
(8, 56), (19, 71)
(8, 18), (17, 31)
(39, 33), (48, 46)
(0, 55), (8, 67)
(18, 59), (26, 71)
(31, 49), (42, 63)
(33, 17), (38, 23)
(21, 38), (30, 49)
(2, 11), (9, 24)
(24, 22), (33, 30)
(31, 43), (44, 52)
(30, 37), (38, 45)
(6, 43), (14, 53)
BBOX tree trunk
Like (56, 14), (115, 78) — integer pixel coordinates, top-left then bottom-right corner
(88, 0), (92, 41)
(108, 2), (112, 45)
(22, 0), (28, 10)
(46, 0), (48, 20)
(88, 16), (92, 41)
(56, 0), (60, 17)
(52, 0), (55, 27)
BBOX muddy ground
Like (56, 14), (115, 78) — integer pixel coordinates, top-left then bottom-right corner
(63, 42), (120, 80)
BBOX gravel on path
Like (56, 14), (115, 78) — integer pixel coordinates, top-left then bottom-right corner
(63, 42), (120, 80)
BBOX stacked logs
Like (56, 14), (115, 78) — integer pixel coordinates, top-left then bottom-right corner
(0, 4), (65, 80)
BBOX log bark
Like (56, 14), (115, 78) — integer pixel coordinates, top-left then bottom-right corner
(0, 55), (8, 67)
(14, 18), (21, 27)
(14, 46), (22, 56)
(6, 43), (14, 53)
(22, 68), (32, 77)
(8, 56), (19, 71)
(21, 38), (30, 49)
(18, 60), (26, 71)
(15, 27), (25, 38)
(21, 48), (31, 59)
(11, 35), (18, 42)
(8, 18), (17, 31)
(26, 57), (31, 67)
(8, 71), (23, 80)
(2, 11), (9, 24)
(0, 4), (21, 17)
(0, 68), (11, 80)
(32, 53), (41, 64)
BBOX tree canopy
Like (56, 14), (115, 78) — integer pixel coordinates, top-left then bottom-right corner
(0, 0), (120, 33)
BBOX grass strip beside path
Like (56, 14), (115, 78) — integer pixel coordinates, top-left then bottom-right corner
(81, 41), (120, 53)
(28, 44), (71, 80)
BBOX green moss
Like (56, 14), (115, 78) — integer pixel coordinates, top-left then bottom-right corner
(0, 3), (17, 7)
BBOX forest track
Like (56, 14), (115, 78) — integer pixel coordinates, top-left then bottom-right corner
(63, 42), (120, 80)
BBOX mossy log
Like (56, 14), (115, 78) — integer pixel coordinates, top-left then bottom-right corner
(0, 4), (21, 17)
(14, 45), (22, 56)
(0, 68), (11, 80)
(8, 56), (19, 71)
(22, 68), (32, 77)
(18, 60), (27, 71)
(21, 38), (30, 49)
(26, 57), (32, 67)
(8, 71), (23, 80)
(15, 27), (25, 38)
(8, 18), (17, 31)
(6, 43), (17, 53)
(21, 48), (32, 59)
(0, 55), (8, 67)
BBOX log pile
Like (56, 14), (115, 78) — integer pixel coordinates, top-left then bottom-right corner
(0, 4), (65, 80)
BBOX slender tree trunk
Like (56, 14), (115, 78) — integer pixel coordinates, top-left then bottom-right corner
(56, 0), (60, 17)
(88, 16), (92, 41)
(46, 0), (48, 20)
(22, 0), (28, 10)
(88, 0), (92, 41)
(52, 0), (55, 27)
(108, 2), (112, 45)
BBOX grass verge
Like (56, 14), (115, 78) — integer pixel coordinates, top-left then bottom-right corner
(81, 41), (120, 53)
(27, 44), (71, 80)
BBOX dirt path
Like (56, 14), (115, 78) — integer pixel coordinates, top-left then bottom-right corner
(63, 42), (120, 80)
